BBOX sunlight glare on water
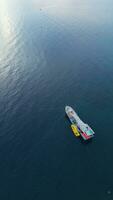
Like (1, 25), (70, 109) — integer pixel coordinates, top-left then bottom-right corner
(0, 0), (113, 200)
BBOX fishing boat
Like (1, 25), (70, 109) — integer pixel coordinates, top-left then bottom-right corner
(65, 106), (95, 140)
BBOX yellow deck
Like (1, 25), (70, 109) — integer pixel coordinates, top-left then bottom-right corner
(71, 124), (80, 137)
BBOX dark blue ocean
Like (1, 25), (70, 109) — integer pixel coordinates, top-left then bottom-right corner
(0, 0), (113, 199)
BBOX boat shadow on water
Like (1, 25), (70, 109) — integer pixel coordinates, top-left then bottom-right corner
(79, 137), (93, 145)
(65, 114), (71, 122)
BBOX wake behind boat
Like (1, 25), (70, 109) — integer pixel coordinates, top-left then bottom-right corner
(65, 106), (95, 140)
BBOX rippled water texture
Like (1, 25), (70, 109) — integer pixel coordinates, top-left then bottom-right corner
(0, 0), (113, 199)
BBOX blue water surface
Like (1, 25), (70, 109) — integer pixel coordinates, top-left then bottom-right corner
(0, 0), (113, 199)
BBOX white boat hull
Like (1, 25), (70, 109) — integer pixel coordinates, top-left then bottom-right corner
(65, 106), (95, 140)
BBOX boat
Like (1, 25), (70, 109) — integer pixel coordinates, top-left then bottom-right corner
(71, 124), (80, 137)
(65, 106), (95, 140)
